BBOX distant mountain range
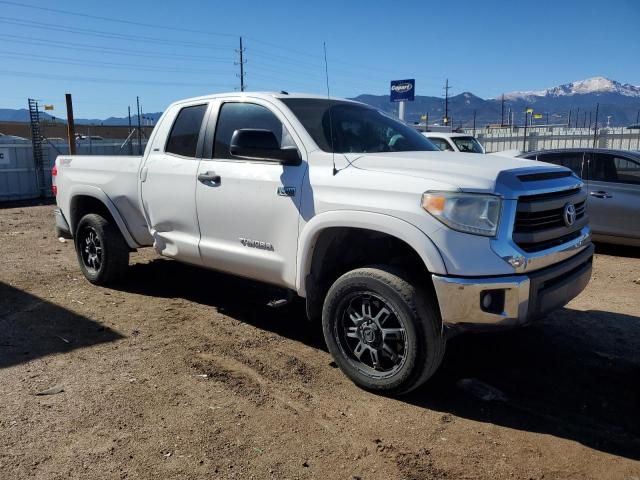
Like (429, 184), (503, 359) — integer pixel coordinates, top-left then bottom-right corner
(1, 77), (639, 128)
(352, 77), (640, 127)
(0, 109), (163, 127)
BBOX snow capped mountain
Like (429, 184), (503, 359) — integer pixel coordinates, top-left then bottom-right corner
(503, 77), (640, 100)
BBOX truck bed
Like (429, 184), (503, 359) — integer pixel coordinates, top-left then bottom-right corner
(55, 155), (152, 246)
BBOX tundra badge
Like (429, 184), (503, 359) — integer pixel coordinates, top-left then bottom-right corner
(239, 237), (274, 251)
(277, 186), (296, 197)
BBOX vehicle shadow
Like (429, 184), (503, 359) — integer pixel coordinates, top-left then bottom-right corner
(408, 307), (640, 460)
(0, 282), (123, 369)
(115, 258), (640, 460)
(594, 241), (640, 259)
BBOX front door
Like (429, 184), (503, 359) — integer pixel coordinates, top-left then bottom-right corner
(140, 102), (209, 265)
(195, 99), (308, 288)
(586, 152), (640, 240)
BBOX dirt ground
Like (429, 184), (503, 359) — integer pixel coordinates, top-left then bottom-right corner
(1, 203), (639, 480)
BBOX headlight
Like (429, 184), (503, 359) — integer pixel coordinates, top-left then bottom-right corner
(421, 191), (501, 237)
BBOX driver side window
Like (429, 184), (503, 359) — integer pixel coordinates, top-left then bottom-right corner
(213, 102), (295, 159)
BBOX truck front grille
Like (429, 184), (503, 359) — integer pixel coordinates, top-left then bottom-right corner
(513, 187), (588, 252)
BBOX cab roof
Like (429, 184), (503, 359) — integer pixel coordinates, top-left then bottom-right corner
(169, 91), (363, 107)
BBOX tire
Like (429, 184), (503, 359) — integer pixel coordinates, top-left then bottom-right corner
(74, 213), (129, 286)
(322, 266), (445, 395)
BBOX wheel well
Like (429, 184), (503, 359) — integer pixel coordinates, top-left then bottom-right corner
(70, 195), (117, 236)
(304, 227), (431, 322)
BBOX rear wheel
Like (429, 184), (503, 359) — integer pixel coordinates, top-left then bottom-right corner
(75, 213), (129, 285)
(322, 266), (445, 395)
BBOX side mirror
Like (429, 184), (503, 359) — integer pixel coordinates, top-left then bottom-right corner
(229, 129), (301, 165)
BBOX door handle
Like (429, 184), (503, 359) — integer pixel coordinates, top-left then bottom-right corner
(197, 171), (221, 184)
(589, 190), (612, 199)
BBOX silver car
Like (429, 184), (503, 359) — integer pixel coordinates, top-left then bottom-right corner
(521, 149), (640, 246)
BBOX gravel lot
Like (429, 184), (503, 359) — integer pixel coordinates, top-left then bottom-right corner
(1, 203), (639, 479)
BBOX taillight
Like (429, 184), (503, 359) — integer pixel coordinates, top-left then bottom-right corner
(52, 164), (58, 195)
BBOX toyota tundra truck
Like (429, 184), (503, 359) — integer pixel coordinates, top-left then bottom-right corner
(53, 93), (593, 395)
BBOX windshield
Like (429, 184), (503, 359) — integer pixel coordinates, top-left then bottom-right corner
(281, 98), (438, 153)
(451, 136), (484, 153)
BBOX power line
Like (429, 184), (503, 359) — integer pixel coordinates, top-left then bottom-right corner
(0, 69), (234, 88)
(0, 0), (433, 85)
(0, 0), (238, 38)
(0, 33), (235, 62)
(0, 16), (235, 49)
(0, 51), (235, 75)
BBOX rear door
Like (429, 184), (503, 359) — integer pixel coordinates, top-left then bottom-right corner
(194, 99), (308, 288)
(585, 153), (640, 240)
(140, 102), (209, 265)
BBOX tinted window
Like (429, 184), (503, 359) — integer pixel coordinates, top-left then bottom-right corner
(214, 103), (293, 159)
(590, 153), (640, 185)
(538, 152), (584, 177)
(429, 137), (454, 151)
(165, 104), (207, 157)
(451, 136), (484, 154)
(281, 98), (438, 153)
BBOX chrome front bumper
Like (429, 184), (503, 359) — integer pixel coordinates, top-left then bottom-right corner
(432, 244), (594, 332)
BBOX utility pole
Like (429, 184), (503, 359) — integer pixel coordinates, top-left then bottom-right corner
(472, 109), (477, 137)
(522, 110), (529, 151)
(592, 103), (599, 148)
(237, 36), (246, 92)
(500, 94), (505, 126)
(443, 78), (451, 128)
(136, 96), (142, 155)
(635, 110), (640, 149)
(65, 93), (76, 155)
(127, 106), (133, 155)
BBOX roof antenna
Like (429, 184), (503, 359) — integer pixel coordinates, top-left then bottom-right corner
(323, 42), (337, 175)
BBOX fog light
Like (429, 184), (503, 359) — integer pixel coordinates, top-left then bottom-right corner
(482, 293), (493, 309)
(480, 289), (506, 314)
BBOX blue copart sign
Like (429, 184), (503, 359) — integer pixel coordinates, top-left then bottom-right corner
(390, 79), (415, 102)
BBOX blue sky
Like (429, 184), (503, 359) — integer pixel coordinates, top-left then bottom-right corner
(0, 0), (638, 118)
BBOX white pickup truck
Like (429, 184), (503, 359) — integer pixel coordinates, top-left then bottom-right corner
(53, 92), (593, 395)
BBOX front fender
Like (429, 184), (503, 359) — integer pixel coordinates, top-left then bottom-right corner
(296, 210), (447, 296)
(67, 184), (140, 249)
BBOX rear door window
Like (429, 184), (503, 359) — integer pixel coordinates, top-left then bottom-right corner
(165, 104), (208, 158)
(537, 152), (584, 177)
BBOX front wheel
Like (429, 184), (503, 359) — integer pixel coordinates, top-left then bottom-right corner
(75, 213), (129, 286)
(322, 266), (445, 395)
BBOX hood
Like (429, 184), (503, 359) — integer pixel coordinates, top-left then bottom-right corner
(347, 151), (563, 192)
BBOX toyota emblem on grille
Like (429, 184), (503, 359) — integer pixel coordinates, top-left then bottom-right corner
(563, 203), (577, 226)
